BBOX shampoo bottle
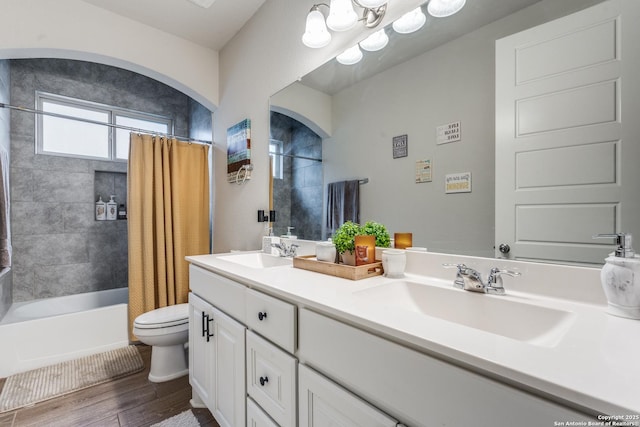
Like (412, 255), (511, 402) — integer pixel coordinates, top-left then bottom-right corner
(95, 195), (106, 221)
(595, 233), (640, 319)
(106, 195), (117, 220)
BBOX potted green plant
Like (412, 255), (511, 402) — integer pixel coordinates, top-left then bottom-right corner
(332, 221), (362, 265)
(361, 221), (391, 249)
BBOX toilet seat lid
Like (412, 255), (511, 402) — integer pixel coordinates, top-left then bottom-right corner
(134, 303), (189, 329)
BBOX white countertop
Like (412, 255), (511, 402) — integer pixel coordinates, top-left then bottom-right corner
(186, 250), (640, 417)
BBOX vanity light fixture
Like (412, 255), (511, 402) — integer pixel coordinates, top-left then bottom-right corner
(302, 0), (388, 48)
(392, 6), (427, 34)
(427, 0), (466, 18)
(336, 44), (364, 65)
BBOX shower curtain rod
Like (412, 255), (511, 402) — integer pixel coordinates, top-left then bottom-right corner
(268, 151), (322, 162)
(0, 102), (213, 146)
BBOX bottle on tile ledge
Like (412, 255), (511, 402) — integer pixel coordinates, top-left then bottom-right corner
(117, 204), (127, 220)
(106, 195), (118, 220)
(95, 195), (106, 221)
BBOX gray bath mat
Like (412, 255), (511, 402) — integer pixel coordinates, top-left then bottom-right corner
(151, 410), (201, 427)
(0, 345), (143, 413)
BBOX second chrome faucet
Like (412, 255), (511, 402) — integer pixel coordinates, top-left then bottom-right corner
(443, 264), (521, 295)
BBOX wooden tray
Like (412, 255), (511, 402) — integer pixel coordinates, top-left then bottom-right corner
(293, 255), (383, 281)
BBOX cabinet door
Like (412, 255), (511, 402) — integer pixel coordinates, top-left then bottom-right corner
(211, 305), (246, 427)
(246, 330), (297, 427)
(299, 364), (398, 427)
(189, 292), (246, 427)
(247, 397), (280, 427)
(189, 293), (214, 407)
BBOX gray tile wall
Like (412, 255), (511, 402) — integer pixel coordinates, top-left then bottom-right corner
(189, 98), (213, 142)
(270, 112), (322, 241)
(270, 112), (293, 237)
(0, 59), (12, 318)
(9, 58), (200, 302)
(291, 126), (322, 240)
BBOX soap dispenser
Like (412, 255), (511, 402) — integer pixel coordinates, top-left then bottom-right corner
(106, 195), (117, 221)
(95, 195), (106, 221)
(594, 233), (640, 319)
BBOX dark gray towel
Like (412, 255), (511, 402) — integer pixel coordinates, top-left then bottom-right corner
(326, 180), (360, 236)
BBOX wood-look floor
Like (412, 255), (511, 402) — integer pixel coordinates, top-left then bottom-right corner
(0, 345), (219, 427)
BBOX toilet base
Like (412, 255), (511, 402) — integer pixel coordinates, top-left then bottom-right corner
(148, 343), (188, 383)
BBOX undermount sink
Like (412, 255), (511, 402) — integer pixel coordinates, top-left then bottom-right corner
(218, 252), (292, 268)
(355, 281), (574, 346)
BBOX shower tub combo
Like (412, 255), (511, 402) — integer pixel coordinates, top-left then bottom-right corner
(0, 287), (129, 378)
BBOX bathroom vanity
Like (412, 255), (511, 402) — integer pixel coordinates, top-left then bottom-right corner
(186, 249), (640, 427)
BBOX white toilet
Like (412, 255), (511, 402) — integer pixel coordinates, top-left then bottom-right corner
(133, 303), (190, 383)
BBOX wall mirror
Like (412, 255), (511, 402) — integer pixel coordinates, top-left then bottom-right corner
(270, 0), (636, 266)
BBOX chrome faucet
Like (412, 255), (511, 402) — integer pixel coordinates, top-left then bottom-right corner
(271, 242), (299, 258)
(443, 264), (521, 295)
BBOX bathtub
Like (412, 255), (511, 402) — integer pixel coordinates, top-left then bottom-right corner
(0, 287), (129, 378)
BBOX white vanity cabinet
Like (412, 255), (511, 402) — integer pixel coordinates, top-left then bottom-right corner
(188, 292), (246, 427)
(189, 264), (299, 427)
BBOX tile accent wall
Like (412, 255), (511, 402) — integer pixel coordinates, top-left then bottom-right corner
(270, 111), (322, 241)
(8, 59), (202, 302)
(0, 59), (12, 317)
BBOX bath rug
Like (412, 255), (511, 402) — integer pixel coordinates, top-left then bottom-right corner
(151, 410), (200, 427)
(0, 345), (143, 413)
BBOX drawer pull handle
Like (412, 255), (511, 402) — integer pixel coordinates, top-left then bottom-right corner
(258, 311), (268, 321)
(259, 376), (269, 386)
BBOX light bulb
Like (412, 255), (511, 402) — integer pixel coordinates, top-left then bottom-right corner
(336, 45), (363, 65)
(392, 7), (427, 34)
(427, 0), (466, 18)
(356, 0), (387, 8)
(359, 29), (389, 52)
(326, 0), (358, 32)
(302, 9), (332, 48)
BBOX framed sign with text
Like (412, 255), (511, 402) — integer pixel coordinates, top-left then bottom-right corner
(445, 172), (472, 194)
(392, 134), (408, 159)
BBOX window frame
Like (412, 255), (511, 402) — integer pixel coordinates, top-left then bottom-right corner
(269, 139), (284, 180)
(35, 91), (173, 162)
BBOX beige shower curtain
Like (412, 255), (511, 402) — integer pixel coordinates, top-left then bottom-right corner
(127, 134), (210, 340)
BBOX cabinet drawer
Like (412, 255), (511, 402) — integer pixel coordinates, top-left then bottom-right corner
(246, 330), (297, 427)
(246, 288), (296, 352)
(247, 397), (279, 427)
(190, 265), (246, 323)
(299, 364), (398, 427)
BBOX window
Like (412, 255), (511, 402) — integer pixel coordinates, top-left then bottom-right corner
(270, 139), (284, 179)
(36, 92), (172, 161)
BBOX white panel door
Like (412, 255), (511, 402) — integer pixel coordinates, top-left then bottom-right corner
(495, 0), (640, 264)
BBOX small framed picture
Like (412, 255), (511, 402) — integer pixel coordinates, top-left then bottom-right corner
(392, 134), (408, 159)
(445, 172), (472, 194)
